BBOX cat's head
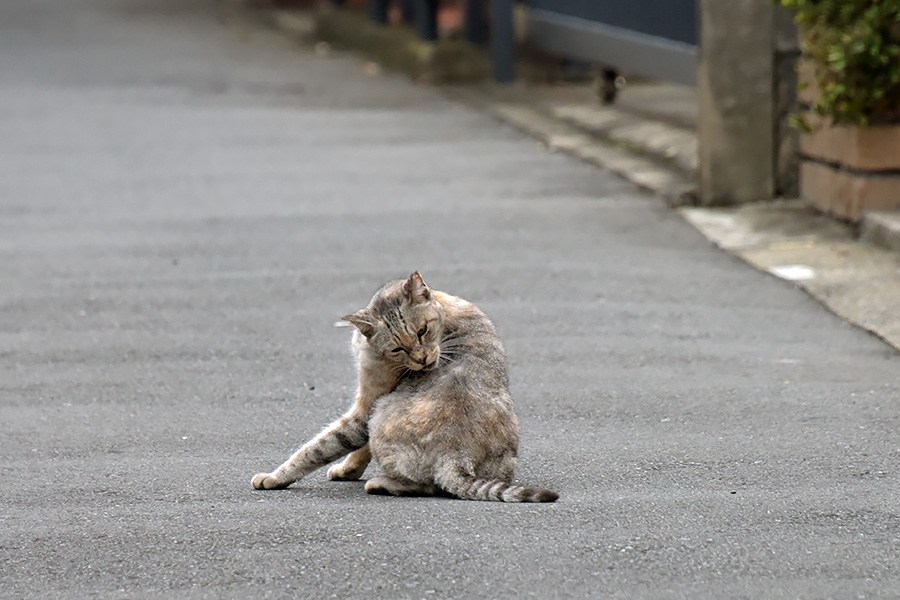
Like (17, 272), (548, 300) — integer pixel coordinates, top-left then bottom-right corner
(342, 272), (445, 371)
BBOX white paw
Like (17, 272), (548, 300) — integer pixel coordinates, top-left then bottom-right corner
(327, 463), (365, 481)
(251, 472), (288, 490)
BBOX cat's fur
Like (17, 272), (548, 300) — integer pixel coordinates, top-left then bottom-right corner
(251, 272), (557, 503)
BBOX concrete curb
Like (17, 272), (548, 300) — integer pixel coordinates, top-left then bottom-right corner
(549, 103), (697, 177)
(682, 201), (900, 353)
(443, 85), (698, 207)
(861, 210), (900, 254)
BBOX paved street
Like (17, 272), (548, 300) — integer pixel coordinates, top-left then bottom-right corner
(1, 0), (898, 598)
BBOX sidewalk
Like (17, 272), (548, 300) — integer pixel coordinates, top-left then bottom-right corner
(259, 4), (900, 353)
(2, 0), (899, 597)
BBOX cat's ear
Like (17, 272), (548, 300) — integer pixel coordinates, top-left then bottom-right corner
(403, 271), (431, 304)
(342, 309), (375, 337)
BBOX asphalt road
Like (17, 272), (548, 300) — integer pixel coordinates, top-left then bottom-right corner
(2, 0), (899, 598)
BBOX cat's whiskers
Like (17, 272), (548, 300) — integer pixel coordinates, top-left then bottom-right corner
(437, 357), (457, 368)
(439, 340), (466, 351)
(435, 348), (460, 365)
(388, 362), (410, 376)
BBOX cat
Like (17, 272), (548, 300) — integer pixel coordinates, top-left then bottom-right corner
(251, 272), (558, 503)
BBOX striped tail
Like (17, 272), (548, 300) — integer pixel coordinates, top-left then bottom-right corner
(437, 466), (558, 503)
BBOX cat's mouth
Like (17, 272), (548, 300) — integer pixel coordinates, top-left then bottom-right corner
(409, 361), (435, 372)
(410, 352), (440, 372)
(423, 353), (441, 371)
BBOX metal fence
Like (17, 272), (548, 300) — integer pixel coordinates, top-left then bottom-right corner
(526, 0), (698, 86)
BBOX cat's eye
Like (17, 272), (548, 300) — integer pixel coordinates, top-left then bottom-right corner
(417, 324), (428, 339)
(391, 347), (405, 354)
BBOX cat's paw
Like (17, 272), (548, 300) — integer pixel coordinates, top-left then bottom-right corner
(327, 462), (366, 481)
(251, 472), (289, 490)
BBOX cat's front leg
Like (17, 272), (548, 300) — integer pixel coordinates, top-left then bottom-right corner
(327, 444), (372, 481)
(252, 358), (399, 490)
(251, 408), (368, 490)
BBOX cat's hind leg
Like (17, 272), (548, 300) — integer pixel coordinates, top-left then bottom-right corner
(364, 476), (437, 497)
(327, 444), (372, 481)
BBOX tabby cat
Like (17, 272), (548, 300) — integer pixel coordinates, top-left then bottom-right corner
(251, 272), (558, 503)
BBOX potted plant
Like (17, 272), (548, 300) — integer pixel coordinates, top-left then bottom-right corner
(776, 0), (900, 221)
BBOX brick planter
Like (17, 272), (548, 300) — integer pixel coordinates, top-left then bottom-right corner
(799, 119), (900, 222)
(796, 59), (900, 222)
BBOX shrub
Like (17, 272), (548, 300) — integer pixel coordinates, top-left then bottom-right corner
(776, 0), (900, 125)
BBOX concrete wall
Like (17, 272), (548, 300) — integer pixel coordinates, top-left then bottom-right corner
(697, 0), (799, 205)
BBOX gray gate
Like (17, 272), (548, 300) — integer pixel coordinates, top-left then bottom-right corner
(527, 0), (698, 86)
